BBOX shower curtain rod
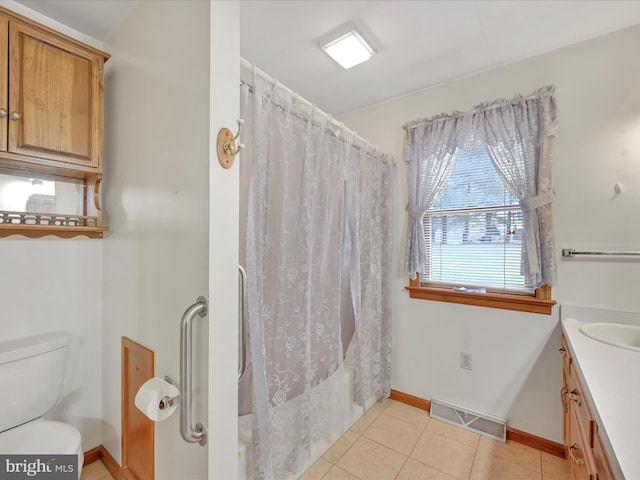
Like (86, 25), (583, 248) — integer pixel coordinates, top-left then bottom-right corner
(240, 57), (388, 159)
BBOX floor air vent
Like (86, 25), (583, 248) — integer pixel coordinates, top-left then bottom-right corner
(430, 399), (507, 442)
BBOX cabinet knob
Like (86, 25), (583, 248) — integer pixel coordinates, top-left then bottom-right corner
(558, 347), (567, 357)
(10, 111), (20, 121)
(0, 108), (7, 118)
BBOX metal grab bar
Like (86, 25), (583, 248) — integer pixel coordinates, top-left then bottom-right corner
(238, 266), (248, 380)
(562, 248), (640, 257)
(180, 296), (208, 446)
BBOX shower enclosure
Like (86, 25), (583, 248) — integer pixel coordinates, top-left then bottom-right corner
(238, 65), (393, 480)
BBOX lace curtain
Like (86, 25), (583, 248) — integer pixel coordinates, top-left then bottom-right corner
(403, 114), (464, 279)
(473, 86), (558, 287)
(403, 86), (558, 287)
(244, 76), (393, 480)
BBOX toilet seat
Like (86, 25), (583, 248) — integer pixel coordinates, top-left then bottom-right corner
(0, 419), (83, 477)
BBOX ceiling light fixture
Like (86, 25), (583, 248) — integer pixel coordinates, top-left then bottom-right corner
(321, 24), (375, 70)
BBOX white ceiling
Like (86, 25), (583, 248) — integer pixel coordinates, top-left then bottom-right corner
(241, 0), (640, 115)
(13, 0), (640, 116)
(15, 0), (135, 41)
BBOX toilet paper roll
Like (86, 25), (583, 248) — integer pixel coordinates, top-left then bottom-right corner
(135, 377), (180, 421)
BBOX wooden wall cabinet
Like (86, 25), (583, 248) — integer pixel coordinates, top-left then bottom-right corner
(0, 7), (109, 239)
(561, 334), (617, 480)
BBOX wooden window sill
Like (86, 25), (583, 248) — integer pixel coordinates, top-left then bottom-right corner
(405, 283), (556, 315)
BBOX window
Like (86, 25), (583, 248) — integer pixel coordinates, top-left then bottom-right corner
(422, 146), (530, 293)
(407, 142), (554, 314)
(403, 87), (558, 315)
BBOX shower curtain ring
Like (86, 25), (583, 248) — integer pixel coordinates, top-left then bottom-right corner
(216, 119), (245, 169)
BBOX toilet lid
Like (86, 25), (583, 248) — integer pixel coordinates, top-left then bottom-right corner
(0, 420), (81, 454)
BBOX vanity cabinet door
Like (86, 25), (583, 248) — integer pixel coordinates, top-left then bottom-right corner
(569, 368), (596, 446)
(569, 409), (596, 480)
(7, 20), (103, 171)
(560, 335), (571, 449)
(593, 434), (615, 480)
(561, 380), (569, 447)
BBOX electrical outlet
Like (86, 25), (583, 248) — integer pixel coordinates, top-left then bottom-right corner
(460, 352), (472, 370)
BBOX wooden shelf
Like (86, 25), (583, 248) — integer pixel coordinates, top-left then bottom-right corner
(0, 223), (108, 239)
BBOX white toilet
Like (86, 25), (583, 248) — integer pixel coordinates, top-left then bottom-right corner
(0, 331), (83, 478)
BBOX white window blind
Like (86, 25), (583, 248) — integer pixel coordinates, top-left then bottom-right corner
(422, 146), (532, 293)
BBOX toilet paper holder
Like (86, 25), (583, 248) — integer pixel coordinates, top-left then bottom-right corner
(159, 375), (180, 410)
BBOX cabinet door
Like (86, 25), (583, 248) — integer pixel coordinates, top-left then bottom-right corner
(0, 16), (7, 151)
(560, 335), (571, 449)
(569, 409), (595, 480)
(8, 22), (103, 169)
(593, 434), (615, 480)
(562, 376), (569, 448)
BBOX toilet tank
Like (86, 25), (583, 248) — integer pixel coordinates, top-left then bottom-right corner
(0, 331), (70, 432)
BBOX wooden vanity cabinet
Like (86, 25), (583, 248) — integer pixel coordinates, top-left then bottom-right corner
(561, 334), (618, 480)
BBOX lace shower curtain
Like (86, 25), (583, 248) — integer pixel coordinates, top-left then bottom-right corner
(244, 76), (393, 480)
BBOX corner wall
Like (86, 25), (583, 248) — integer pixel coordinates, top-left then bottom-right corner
(339, 24), (640, 442)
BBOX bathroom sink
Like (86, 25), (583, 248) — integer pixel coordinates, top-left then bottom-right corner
(579, 322), (640, 352)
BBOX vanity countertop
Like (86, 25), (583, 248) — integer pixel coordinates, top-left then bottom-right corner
(562, 315), (640, 480)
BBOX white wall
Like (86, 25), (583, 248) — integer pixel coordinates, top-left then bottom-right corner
(208, 1), (240, 477)
(0, 2), (105, 452)
(340, 24), (640, 443)
(102, 1), (211, 478)
(0, 238), (103, 449)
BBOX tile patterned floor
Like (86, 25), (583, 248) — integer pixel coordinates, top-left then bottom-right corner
(80, 399), (569, 480)
(80, 460), (115, 480)
(300, 398), (569, 480)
